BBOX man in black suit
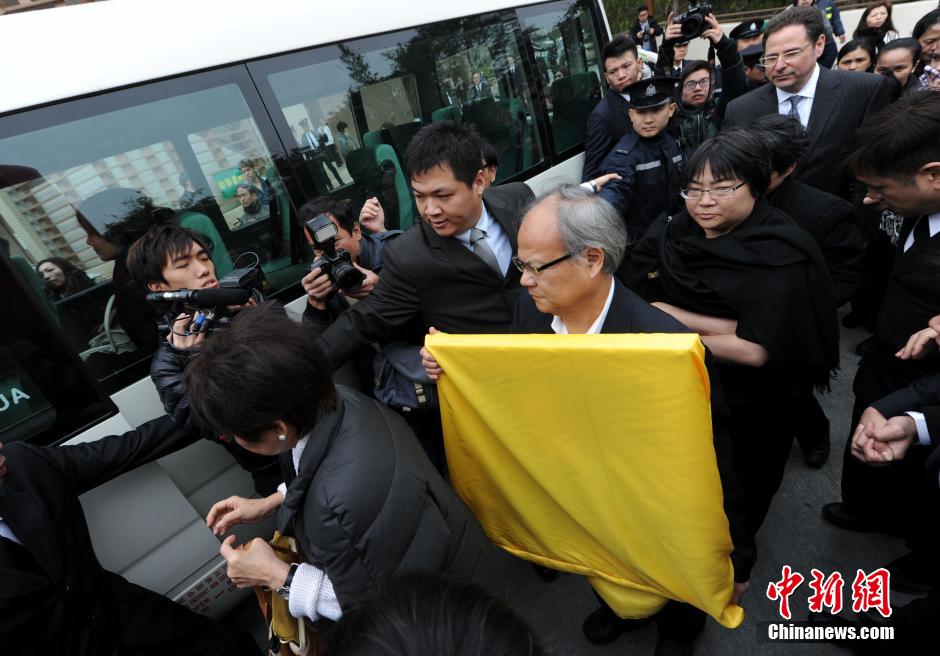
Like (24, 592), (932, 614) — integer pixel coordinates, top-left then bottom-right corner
(468, 72), (491, 101)
(822, 92), (940, 535)
(422, 185), (754, 655)
(631, 5), (662, 54)
(313, 121), (533, 370)
(582, 35), (641, 183)
(722, 6), (890, 199)
(0, 417), (258, 656)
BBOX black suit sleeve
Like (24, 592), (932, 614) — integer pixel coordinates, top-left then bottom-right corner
(872, 370), (940, 441)
(714, 36), (746, 114)
(583, 105), (614, 183)
(317, 242), (420, 368)
(816, 204), (865, 306)
(26, 415), (199, 497)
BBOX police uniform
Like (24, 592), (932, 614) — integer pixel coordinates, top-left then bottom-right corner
(740, 44), (767, 92)
(728, 19), (765, 45)
(597, 78), (683, 281)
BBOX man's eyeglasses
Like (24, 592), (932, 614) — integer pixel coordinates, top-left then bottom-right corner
(679, 182), (747, 200)
(759, 43), (812, 67)
(683, 78), (710, 91)
(512, 252), (575, 277)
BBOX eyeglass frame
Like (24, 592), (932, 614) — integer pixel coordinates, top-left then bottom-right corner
(679, 181), (748, 200)
(512, 252), (576, 277)
(682, 77), (711, 91)
(759, 42), (813, 68)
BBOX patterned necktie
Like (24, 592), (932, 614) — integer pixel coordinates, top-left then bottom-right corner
(787, 95), (803, 124)
(469, 227), (503, 277)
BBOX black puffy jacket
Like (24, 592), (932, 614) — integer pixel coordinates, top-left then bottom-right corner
(276, 386), (489, 607)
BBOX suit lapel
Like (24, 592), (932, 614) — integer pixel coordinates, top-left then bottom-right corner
(599, 280), (634, 333)
(0, 491), (63, 582)
(804, 67), (840, 161)
(421, 219), (505, 285)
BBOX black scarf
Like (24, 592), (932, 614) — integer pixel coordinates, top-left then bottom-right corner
(630, 199), (839, 386)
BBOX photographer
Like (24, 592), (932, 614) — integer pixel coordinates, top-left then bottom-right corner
(660, 9), (747, 154)
(127, 223), (281, 495)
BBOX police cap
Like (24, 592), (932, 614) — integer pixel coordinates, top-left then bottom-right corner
(625, 76), (679, 109)
(729, 19), (766, 42)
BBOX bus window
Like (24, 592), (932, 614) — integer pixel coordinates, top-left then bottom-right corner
(251, 7), (546, 226)
(0, 74), (302, 392)
(518, 0), (604, 155)
(0, 252), (115, 446)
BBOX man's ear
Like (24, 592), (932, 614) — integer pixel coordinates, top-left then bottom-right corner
(584, 247), (605, 275)
(473, 169), (486, 195)
(147, 281), (169, 292)
(814, 33), (826, 59)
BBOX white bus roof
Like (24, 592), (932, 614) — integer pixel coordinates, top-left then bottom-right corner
(0, 0), (560, 115)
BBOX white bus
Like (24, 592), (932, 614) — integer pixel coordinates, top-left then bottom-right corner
(0, 0), (611, 618)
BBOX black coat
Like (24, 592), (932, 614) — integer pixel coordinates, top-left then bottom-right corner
(511, 281), (755, 581)
(0, 417), (244, 656)
(582, 87), (634, 183)
(317, 183), (534, 368)
(767, 176), (865, 306)
(873, 371), (940, 446)
(277, 386), (488, 607)
(722, 66), (891, 198)
(631, 18), (663, 53)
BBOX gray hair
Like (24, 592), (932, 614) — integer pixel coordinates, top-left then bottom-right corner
(522, 184), (627, 273)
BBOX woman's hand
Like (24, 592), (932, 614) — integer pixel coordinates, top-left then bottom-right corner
(206, 493), (282, 536)
(220, 536), (290, 590)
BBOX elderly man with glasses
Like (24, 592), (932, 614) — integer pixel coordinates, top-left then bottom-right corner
(723, 5), (889, 200)
(421, 184), (754, 654)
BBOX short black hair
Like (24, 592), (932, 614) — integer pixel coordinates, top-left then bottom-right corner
(764, 5), (825, 47)
(238, 158), (256, 170)
(298, 196), (356, 233)
(680, 60), (711, 83)
(326, 572), (544, 656)
(842, 91), (940, 181)
(682, 130), (772, 197)
(337, 121), (348, 132)
(602, 34), (638, 66)
(235, 182), (260, 196)
(837, 38), (878, 70)
(126, 223), (214, 286)
(404, 121), (486, 187)
(637, 5), (649, 15)
(878, 37), (922, 64)
(183, 302), (337, 441)
(481, 140), (499, 169)
(749, 114), (809, 174)
(913, 9), (940, 42)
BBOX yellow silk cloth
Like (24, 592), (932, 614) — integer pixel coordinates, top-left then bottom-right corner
(426, 332), (743, 628)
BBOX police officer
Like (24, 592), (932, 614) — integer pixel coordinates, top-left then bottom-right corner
(596, 76), (683, 281)
(741, 44), (767, 91)
(729, 18), (766, 52)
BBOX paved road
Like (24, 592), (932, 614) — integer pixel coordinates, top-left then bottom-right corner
(231, 314), (913, 654)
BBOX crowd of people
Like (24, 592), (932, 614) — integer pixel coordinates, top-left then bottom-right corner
(4, 2), (940, 655)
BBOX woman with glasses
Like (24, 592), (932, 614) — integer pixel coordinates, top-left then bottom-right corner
(630, 130), (839, 537)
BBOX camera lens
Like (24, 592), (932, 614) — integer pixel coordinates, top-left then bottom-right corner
(681, 14), (705, 37)
(333, 261), (365, 293)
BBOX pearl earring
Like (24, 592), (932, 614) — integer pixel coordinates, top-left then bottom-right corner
(277, 434), (287, 442)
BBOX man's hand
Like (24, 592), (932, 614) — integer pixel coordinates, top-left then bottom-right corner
(420, 327), (443, 380)
(301, 266), (333, 311)
(849, 407), (888, 463)
(663, 13), (683, 41)
(859, 416), (917, 464)
(701, 13), (724, 45)
(206, 494), (282, 535)
(590, 172), (622, 191)
(838, 34), (846, 45)
(342, 263), (379, 300)
(167, 312), (207, 349)
(636, 30), (644, 41)
(220, 536), (290, 590)
(359, 197), (386, 233)
(896, 316), (940, 360)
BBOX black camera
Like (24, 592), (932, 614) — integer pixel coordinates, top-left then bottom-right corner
(673, 1), (712, 40)
(306, 213), (365, 293)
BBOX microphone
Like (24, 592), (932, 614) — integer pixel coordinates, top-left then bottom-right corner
(145, 287), (252, 306)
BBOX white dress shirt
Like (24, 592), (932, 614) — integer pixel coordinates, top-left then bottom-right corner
(276, 436), (342, 622)
(550, 277), (615, 335)
(454, 203), (512, 276)
(902, 213), (940, 253)
(776, 64), (820, 128)
(0, 517), (22, 545)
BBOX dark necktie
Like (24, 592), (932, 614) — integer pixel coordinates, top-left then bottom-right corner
(469, 227), (503, 277)
(787, 95), (803, 124)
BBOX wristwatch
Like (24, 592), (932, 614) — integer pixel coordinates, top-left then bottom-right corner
(276, 563), (300, 600)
